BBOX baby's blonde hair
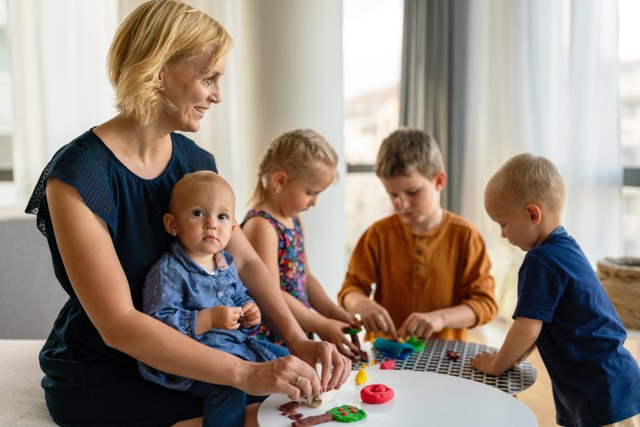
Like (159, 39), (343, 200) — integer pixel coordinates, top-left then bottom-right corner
(108, 0), (233, 125)
(375, 128), (444, 180)
(250, 129), (338, 206)
(485, 153), (565, 211)
(169, 171), (235, 214)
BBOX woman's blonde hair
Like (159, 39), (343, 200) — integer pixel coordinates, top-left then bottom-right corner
(485, 153), (565, 211)
(108, 0), (233, 125)
(249, 129), (338, 206)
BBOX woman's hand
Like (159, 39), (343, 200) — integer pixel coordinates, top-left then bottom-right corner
(398, 311), (445, 340)
(242, 355), (321, 400)
(315, 318), (360, 359)
(287, 339), (352, 393)
(355, 299), (397, 340)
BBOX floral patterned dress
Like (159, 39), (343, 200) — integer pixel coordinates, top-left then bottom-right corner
(241, 209), (311, 345)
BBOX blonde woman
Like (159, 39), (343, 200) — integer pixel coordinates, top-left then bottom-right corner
(26, 2), (349, 426)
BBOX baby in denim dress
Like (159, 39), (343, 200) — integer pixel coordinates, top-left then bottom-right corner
(139, 170), (288, 427)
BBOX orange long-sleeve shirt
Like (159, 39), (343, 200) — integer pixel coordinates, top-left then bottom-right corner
(338, 211), (498, 341)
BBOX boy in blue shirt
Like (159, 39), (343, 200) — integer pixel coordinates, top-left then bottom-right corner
(471, 153), (640, 427)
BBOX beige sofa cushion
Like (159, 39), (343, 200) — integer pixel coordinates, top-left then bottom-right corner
(0, 339), (56, 425)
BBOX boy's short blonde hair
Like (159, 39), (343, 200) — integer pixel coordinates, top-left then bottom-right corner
(250, 129), (338, 206)
(375, 128), (444, 179)
(108, 0), (233, 125)
(486, 153), (565, 211)
(169, 171), (235, 214)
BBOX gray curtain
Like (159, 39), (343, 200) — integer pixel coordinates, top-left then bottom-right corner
(400, 0), (468, 213)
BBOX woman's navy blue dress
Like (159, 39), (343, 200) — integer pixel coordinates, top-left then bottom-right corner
(26, 129), (217, 426)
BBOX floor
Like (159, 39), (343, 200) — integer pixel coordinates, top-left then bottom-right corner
(468, 319), (640, 427)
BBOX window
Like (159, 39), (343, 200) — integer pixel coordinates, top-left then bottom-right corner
(619, 0), (640, 256)
(343, 0), (403, 254)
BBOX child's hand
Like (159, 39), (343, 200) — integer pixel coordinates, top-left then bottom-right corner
(209, 306), (243, 330)
(316, 318), (360, 359)
(398, 311), (445, 340)
(470, 351), (503, 376)
(332, 307), (362, 330)
(239, 301), (261, 328)
(356, 299), (397, 340)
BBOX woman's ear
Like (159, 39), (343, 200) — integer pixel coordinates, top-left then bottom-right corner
(164, 213), (177, 236)
(524, 203), (542, 225)
(157, 65), (167, 90)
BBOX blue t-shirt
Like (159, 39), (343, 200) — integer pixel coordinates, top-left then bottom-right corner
(25, 129), (217, 390)
(514, 227), (640, 427)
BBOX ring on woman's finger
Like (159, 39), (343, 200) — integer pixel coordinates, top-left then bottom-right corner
(294, 375), (302, 386)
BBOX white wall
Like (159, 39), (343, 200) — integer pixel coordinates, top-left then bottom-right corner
(236, 0), (346, 296)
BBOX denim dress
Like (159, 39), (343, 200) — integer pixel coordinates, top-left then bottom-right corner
(138, 240), (287, 391)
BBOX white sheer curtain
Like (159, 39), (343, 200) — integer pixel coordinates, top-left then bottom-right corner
(185, 1), (245, 201)
(460, 0), (622, 317)
(7, 0), (118, 204)
(7, 0), (242, 206)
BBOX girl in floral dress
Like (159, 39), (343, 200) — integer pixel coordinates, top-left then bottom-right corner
(241, 129), (361, 359)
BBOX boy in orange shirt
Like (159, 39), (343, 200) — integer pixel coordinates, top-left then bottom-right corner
(338, 128), (498, 341)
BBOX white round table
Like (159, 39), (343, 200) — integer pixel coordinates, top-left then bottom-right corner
(258, 369), (537, 427)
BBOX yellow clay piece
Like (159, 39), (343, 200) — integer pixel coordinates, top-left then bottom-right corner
(355, 369), (368, 385)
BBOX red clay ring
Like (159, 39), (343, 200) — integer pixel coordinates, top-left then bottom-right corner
(360, 383), (395, 404)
